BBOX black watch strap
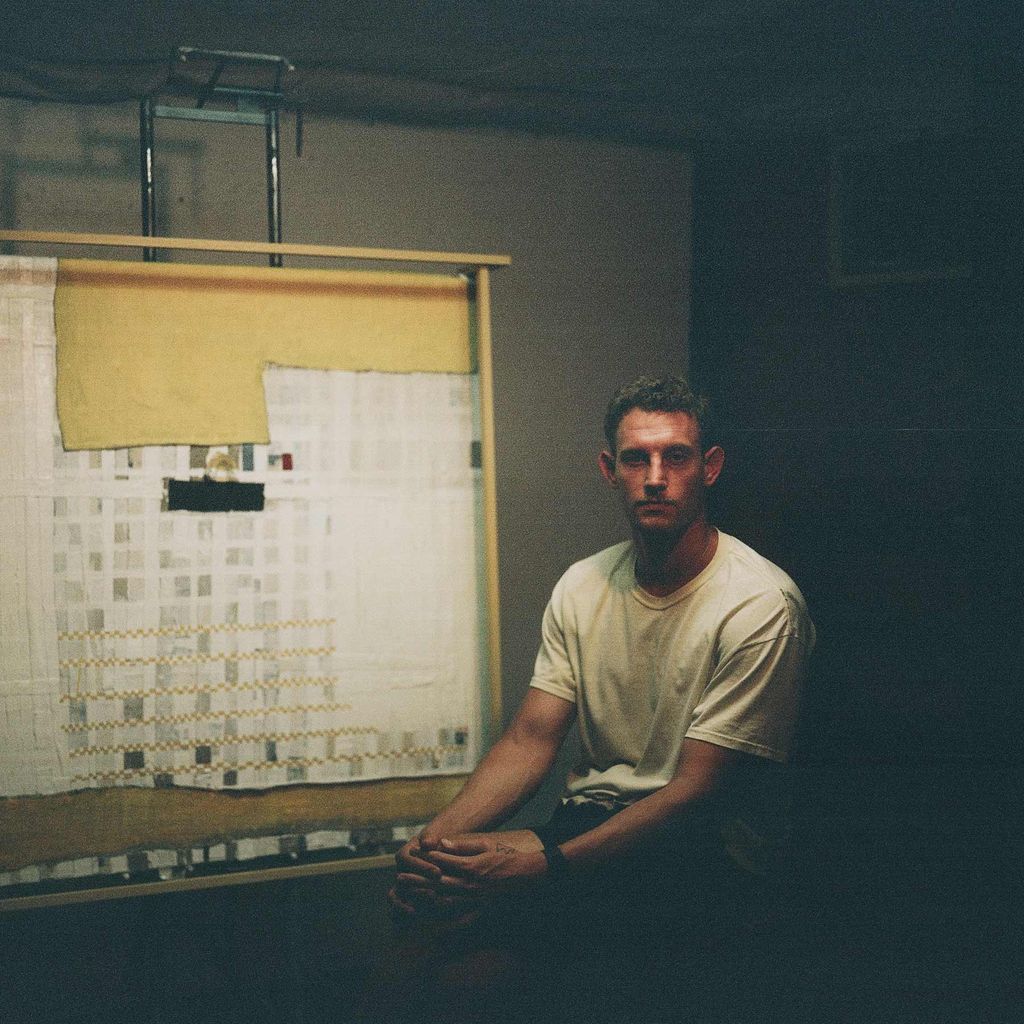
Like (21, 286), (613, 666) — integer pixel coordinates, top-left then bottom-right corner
(542, 841), (570, 879)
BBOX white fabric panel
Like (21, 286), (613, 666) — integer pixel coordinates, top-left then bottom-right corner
(0, 257), (68, 796)
(0, 255), (483, 799)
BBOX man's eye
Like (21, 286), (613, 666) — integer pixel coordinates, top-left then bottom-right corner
(664, 450), (689, 464)
(619, 453), (645, 466)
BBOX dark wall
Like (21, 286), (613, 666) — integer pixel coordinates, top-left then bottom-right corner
(690, 134), (1023, 908)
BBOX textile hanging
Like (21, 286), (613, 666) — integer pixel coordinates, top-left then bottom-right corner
(0, 254), (485, 887)
(55, 258), (471, 449)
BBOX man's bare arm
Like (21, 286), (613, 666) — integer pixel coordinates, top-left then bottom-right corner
(425, 738), (738, 893)
(423, 688), (576, 843)
(389, 689), (574, 913)
(555, 738), (736, 867)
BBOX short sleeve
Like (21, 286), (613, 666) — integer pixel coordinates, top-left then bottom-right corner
(685, 590), (812, 763)
(528, 580), (577, 704)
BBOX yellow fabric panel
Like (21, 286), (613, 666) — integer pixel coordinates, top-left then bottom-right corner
(55, 259), (471, 449)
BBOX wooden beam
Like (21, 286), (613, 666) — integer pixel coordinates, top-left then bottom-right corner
(0, 230), (511, 268)
(0, 854), (394, 914)
(474, 266), (504, 744)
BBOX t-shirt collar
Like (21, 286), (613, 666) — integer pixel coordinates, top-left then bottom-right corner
(629, 529), (727, 609)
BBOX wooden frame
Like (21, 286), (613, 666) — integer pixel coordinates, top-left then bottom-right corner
(0, 231), (508, 912)
(5, 854), (395, 913)
(0, 230), (511, 268)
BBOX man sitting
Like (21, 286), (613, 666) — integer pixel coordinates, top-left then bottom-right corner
(382, 375), (815, 1022)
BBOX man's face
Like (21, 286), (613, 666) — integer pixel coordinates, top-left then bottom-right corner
(598, 409), (724, 537)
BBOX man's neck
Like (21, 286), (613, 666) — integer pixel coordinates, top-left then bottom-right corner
(633, 521), (718, 598)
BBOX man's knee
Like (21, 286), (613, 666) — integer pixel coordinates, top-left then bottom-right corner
(436, 947), (525, 997)
(438, 946), (524, 987)
(435, 948), (562, 1023)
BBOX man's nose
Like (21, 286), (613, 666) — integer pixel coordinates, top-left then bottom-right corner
(645, 457), (667, 490)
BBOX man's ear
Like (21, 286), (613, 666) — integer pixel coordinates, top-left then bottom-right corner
(702, 445), (725, 487)
(598, 450), (618, 487)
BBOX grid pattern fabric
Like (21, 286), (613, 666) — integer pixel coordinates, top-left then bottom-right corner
(1, 256), (483, 804)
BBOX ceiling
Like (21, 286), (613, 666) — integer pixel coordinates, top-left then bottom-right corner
(0, 1), (1009, 147)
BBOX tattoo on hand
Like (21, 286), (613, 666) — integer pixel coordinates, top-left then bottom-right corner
(496, 844), (516, 855)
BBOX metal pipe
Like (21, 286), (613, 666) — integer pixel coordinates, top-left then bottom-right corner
(265, 105), (282, 267)
(178, 46), (294, 71)
(195, 61), (225, 109)
(153, 106), (267, 126)
(139, 97), (156, 261)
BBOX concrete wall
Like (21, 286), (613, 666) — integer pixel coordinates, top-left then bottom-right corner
(0, 95), (693, 801)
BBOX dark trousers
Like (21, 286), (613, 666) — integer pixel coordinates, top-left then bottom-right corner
(374, 802), (766, 1024)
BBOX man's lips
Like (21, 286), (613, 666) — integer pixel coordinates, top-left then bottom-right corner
(635, 500), (675, 511)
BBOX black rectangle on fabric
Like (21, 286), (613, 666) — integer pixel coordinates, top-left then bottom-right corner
(166, 478), (265, 512)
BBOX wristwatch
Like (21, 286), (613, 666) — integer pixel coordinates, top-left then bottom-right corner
(542, 840), (570, 879)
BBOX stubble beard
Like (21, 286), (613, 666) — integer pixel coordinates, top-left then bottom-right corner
(631, 506), (687, 554)
(631, 496), (707, 551)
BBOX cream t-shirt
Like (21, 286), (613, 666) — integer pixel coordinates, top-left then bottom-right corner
(530, 531), (815, 807)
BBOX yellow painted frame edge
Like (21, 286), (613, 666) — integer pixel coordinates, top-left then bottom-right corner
(0, 230), (511, 267)
(474, 266), (503, 743)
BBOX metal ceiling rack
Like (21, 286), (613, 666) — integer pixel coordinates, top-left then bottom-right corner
(140, 47), (294, 266)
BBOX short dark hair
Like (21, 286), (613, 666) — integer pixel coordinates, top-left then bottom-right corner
(603, 374), (713, 452)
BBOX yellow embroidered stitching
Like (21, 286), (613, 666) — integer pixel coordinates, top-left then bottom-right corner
(62, 701), (355, 732)
(59, 646), (335, 669)
(70, 745), (461, 783)
(60, 675), (341, 702)
(69, 725), (381, 757)
(58, 619), (335, 641)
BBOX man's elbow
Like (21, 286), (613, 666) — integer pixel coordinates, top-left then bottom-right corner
(661, 777), (718, 815)
(661, 755), (736, 811)
(509, 689), (575, 749)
